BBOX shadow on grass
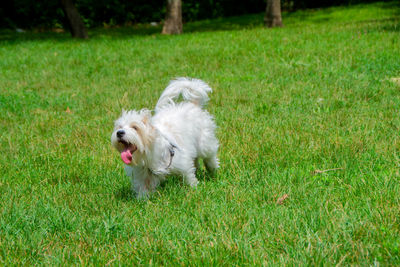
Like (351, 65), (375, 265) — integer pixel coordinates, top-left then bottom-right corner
(0, 14), (263, 44)
(0, 29), (71, 43)
(360, 18), (400, 32)
(0, 24), (162, 43)
(2, 1), (398, 44)
(115, 185), (136, 202)
(114, 168), (215, 202)
(184, 14), (263, 33)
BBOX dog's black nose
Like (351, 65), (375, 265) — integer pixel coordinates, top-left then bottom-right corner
(116, 130), (125, 138)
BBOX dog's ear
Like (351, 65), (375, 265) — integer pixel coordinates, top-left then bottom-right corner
(139, 109), (152, 124)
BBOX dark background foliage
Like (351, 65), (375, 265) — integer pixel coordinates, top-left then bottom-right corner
(0, 0), (379, 29)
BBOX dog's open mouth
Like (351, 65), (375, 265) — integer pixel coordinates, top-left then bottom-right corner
(119, 140), (137, 164)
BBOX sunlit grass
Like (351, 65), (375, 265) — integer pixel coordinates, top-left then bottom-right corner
(0, 1), (399, 265)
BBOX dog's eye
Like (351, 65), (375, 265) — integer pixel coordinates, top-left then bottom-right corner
(131, 125), (138, 130)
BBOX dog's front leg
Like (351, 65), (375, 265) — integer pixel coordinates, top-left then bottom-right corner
(132, 177), (151, 199)
(130, 167), (154, 199)
(131, 168), (162, 199)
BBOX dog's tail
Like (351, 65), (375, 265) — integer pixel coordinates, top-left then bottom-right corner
(155, 77), (212, 112)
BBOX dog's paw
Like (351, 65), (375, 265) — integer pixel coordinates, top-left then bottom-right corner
(136, 191), (150, 200)
(187, 178), (199, 188)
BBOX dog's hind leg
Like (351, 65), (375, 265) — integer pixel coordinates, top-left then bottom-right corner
(183, 167), (199, 187)
(204, 154), (219, 173)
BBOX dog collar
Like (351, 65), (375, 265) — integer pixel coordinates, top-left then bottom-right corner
(166, 143), (177, 169)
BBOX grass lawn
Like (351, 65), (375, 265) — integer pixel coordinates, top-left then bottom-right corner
(1, 1), (400, 265)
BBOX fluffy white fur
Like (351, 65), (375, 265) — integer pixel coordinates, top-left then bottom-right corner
(111, 78), (219, 199)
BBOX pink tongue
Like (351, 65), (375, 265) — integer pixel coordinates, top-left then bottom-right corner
(121, 149), (133, 164)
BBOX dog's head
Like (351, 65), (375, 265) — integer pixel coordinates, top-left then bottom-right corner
(111, 109), (154, 165)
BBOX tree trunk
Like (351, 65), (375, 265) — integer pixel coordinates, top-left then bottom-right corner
(61, 0), (88, 39)
(264, 0), (283, 28)
(162, 0), (183, 35)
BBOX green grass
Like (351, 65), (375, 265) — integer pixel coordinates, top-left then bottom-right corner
(1, 1), (400, 265)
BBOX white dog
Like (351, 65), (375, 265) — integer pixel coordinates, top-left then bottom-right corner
(111, 78), (219, 199)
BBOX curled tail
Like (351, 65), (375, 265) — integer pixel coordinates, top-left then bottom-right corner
(155, 77), (212, 112)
